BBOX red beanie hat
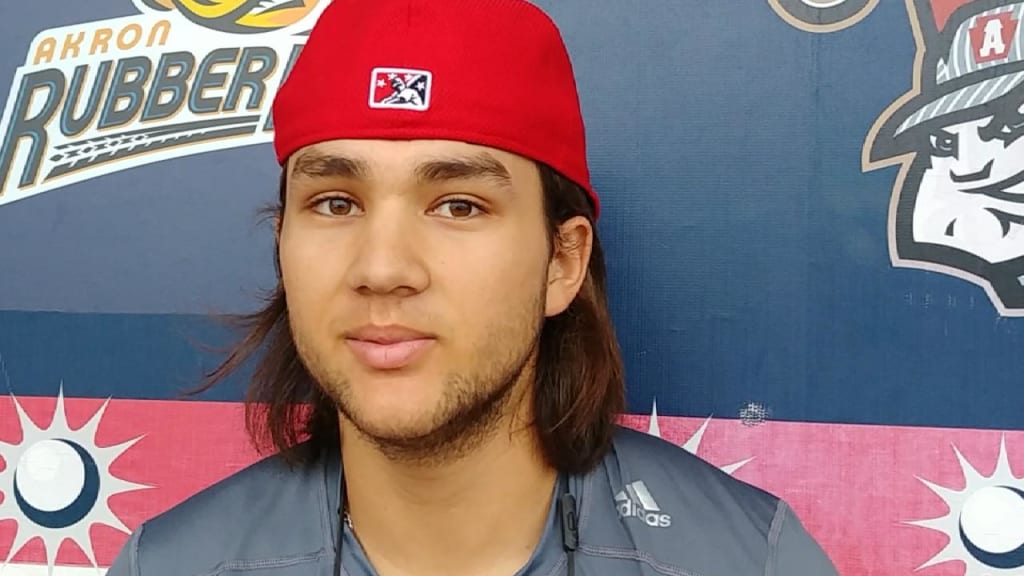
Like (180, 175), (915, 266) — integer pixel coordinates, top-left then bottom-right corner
(271, 0), (599, 218)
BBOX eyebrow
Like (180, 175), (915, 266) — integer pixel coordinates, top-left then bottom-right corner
(291, 150), (370, 180)
(414, 152), (512, 189)
(290, 149), (512, 189)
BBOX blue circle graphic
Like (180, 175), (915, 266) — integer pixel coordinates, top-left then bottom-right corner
(960, 486), (1024, 569)
(13, 439), (100, 529)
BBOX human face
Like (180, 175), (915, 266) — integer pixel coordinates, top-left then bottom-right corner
(913, 99), (1024, 263)
(278, 139), (554, 461)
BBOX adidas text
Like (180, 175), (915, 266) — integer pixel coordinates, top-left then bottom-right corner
(617, 500), (672, 527)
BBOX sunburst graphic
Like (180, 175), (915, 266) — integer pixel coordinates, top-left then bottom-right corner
(645, 398), (754, 475)
(0, 387), (149, 575)
(909, 436), (1024, 575)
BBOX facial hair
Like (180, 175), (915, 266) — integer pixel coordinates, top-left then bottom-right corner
(293, 286), (546, 467)
(341, 340), (537, 466)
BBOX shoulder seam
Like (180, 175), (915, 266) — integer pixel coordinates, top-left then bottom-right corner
(579, 544), (705, 576)
(765, 498), (788, 576)
(130, 523), (145, 576)
(132, 516), (326, 576)
(194, 551), (327, 576)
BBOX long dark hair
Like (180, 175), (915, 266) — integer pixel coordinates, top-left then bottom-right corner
(194, 162), (625, 475)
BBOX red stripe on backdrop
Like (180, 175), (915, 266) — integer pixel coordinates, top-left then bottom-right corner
(619, 412), (1024, 576)
(2, 395), (1018, 575)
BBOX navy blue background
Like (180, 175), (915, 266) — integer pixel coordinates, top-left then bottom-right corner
(2, 1), (1021, 430)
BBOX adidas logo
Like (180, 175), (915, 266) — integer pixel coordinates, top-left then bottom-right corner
(615, 480), (672, 528)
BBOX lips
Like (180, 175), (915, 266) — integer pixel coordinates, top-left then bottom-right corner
(343, 325), (436, 370)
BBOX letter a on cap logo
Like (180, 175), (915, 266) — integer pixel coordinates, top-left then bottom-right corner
(369, 67), (432, 111)
(969, 13), (1018, 64)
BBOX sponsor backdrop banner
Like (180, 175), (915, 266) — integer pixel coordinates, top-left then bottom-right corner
(2, 0), (1023, 574)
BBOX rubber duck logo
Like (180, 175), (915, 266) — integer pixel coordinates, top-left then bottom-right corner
(0, 0), (326, 209)
(131, 0), (323, 34)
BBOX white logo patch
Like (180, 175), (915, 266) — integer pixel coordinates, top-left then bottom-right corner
(369, 67), (432, 111)
(615, 480), (672, 528)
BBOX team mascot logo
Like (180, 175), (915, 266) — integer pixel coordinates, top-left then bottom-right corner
(767, 0), (880, 32)
(864, 0), (1024, 316)
(133, 0), (322, 34)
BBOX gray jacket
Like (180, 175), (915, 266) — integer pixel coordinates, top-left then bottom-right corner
(107, 426), (838, 575)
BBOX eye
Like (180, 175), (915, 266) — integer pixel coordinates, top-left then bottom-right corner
(928, 130), (958, 157)
(431, 198), (484, 219)
(979, 110), (1024, 146)
(312, 195), (362, 217)
(997, 118), (1024, 145)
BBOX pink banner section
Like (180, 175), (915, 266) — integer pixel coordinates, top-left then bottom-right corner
(3, 395), (1024, 575)
(0, 395), (258, 570)
(618, 411), (1024, 576)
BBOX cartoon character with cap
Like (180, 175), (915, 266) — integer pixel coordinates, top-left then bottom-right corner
(104, 1), (839, 575)
(866, 0), (1024, 315)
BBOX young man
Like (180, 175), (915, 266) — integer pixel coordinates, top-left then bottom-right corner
(108, 1), (839, 575)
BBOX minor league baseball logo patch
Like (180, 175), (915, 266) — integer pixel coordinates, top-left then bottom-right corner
(369, 67), (432, 111)
(864, 0), (1024, 316)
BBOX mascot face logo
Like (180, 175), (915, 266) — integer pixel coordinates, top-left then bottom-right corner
(865, 0), (1024, 316)
(132, 0), (322, 34)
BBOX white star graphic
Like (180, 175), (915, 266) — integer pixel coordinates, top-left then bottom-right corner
(645, 398), (753, 475)
(908, 435), (1024, 574)
(0, 386), (149, 575)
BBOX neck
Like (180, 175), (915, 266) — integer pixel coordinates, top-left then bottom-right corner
(339, 404), (558, 576)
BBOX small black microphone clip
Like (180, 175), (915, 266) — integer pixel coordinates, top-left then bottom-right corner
(559, 493), (579, 551)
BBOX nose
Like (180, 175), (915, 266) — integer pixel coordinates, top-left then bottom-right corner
(948, 129), (1000, 183)
(344, 207), (429, 297)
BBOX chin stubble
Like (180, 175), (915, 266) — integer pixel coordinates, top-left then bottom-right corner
(296, 292), (546, 467)
(349, 344), (535, 467)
